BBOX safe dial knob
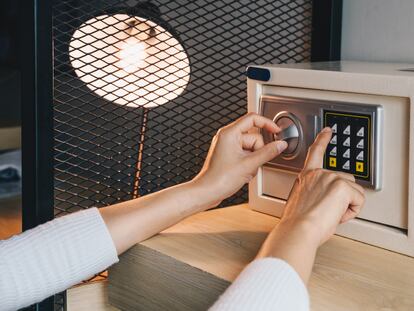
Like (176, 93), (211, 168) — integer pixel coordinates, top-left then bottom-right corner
(273, 111), (302, 159)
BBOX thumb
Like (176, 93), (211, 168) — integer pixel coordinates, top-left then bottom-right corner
(247, 140), (288, 168)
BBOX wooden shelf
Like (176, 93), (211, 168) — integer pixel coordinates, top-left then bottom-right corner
(0, 196), (21, 239)
(67, 281), (119, 311)
(108, 204), (414, 311)
(0, 126), (20, 150)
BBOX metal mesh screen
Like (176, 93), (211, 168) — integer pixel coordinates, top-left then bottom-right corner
(53, 0), (312, 214)
(52, 0), (311, 309)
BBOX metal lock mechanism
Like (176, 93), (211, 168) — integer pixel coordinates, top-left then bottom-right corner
(260, 95), (382, 189)
(273, 111), (303, 159)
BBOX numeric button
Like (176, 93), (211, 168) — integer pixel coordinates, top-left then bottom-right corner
(342, 160), (350, 170)
(343, 125), (351, 135)
(343, 148), (350, 159)
(343, 137), (350, 147)
(357, 127), (364, 137)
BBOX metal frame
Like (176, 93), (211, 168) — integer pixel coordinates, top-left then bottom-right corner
(20, 0), (55, 309)
(20, 1), (343, 310)
(311, 0), (343, 61)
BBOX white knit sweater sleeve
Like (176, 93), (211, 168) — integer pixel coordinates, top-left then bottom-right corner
(210, 258), (310, 311)
(0, 208), (119, 311)
(0, 208), (308, 311)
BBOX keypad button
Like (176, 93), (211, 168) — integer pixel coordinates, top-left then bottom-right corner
(357, 127), (364, 137)
(357, 139), (364, 149)
(356, 150), (364, 161)
(343, 125), (351, 135)
(330, 135), (337, 145)
(331, 123), (337, 133)
(329, 146), (337, 156)
(343, 148), (350, 159)
(329, 157), (337, 168)
(356, 162), (364, 172)
(342, 160), (350, 170)
(343, 137), (350, 147)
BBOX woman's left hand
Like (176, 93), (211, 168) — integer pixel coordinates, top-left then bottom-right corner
(193, 112), (288, 206)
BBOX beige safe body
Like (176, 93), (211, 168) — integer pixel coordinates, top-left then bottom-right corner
(248, 61), (414, 256)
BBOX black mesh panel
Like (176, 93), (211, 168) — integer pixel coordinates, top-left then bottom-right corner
(52, 0), (311, 309)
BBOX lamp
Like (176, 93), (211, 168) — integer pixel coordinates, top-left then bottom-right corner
(68, 3), (191, 198)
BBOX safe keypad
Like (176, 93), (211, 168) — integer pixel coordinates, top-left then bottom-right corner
(323, 111), (371, 181)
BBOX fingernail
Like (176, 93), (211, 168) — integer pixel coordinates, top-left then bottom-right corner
(321, 127), (331, 133)
(276, 141), (288, 152)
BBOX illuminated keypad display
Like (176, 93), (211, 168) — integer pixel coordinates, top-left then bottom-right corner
(323, 111), (370, 181)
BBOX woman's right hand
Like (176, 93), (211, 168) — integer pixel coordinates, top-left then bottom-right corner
(281, 127), (366, 246)
(257, 127), (366, 282)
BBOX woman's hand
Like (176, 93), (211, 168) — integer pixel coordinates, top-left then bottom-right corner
(193, 112), (288, 206)
(282, 127), (366, 246)
(101, 113), (287, 254)
(257, 127), (366, 282)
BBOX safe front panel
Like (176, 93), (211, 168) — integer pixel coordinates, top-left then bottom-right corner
(257, 86), (409, 231)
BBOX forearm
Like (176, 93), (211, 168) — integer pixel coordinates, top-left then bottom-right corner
(0, 208), (118, 310)
(256, 220), (319, 283)
(210, 258), (309, 311)
(0, 179), (215, 310)
(100, 179), (218, 254)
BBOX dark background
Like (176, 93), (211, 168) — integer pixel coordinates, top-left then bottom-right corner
(0, 0), (20, 127)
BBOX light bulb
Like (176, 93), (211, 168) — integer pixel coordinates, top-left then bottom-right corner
(69, 14), (190, 108)
(118, 37), (147, 74)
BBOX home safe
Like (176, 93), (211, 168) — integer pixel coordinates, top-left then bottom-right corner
(247, 61), (414, 256)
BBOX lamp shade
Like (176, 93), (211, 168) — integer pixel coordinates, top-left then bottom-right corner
(69, 14), (190, 108)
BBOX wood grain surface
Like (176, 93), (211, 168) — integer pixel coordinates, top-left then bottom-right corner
(109, 204), (414, 311)
(67, 281), (119, 311)
(109, 245), (230, 311)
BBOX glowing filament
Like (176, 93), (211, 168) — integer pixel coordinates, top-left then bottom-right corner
(118, 38), (147, 73)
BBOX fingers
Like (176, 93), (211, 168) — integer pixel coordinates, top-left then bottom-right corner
(334, 171), (356, 183)
(347, 181), (365, 210)
(303, 127), (332, 170)
(323, 167), (364, 196)
(246, 140), (288, 169)
(241, 133), (265, 151)
(346, 179), (365, 197)
(340, 180), (366, 223)
(231, 113), (280, 134)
